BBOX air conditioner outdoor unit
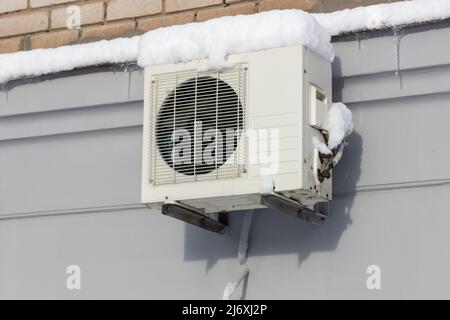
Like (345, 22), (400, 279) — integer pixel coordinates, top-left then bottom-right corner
(141, 45), (332, 233)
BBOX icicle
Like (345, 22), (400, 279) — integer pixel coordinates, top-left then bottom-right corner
(222, 210), (253, 300)
(392, 26), (404, 88)
(222, 266), (250, 300)
(1, 83), (9, 103)
(238, 212), (253, 264)
(127, 70), (132, 100)
(356, 33), (361, 50)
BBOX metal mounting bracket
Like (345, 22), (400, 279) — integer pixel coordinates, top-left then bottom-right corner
(260, 192), (327, 225)
(161, 201), (227, 234)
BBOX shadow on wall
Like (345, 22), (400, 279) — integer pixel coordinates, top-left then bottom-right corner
(183, 131), (363, 272)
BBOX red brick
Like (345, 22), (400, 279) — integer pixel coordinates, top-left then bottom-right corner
(0, 37), (23, 53)
(259, 0), (320, 12)
(31, 29), (79, 49)
(138, 12), (195, 32)
(197, 3), (256, 22)
(107, 0), (162, 21)
(81, 21), (136, 41)
(0, 0), (27, 14)
(0, 11), (49, 38)
(166, 0), (222, 13)
(30, 0), (77, 8)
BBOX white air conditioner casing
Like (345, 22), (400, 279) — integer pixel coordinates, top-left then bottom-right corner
(142, 45), (332, 215)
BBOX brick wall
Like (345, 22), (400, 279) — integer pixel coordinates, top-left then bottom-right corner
(0, 0), (402, 54)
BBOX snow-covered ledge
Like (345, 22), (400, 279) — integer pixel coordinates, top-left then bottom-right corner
(0, 0), (450, 84)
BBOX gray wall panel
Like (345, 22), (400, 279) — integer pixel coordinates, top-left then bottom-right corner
(0, 69), (144, 117)
(334, 92), (450, 191)
(0, 127), (142, 216)
(332, 25), (450, 78)
(0, 101), (142, 141)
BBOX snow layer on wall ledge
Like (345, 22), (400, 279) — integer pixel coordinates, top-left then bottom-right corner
(137, 10), (334, 69)
(1, 0), (450, 84)
(0, 10), (332, 84)
(0, 37), (140, 84)
(313, 0), (450, 36)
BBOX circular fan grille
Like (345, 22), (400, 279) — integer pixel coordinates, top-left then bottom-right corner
(156, 76), (243, 176)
